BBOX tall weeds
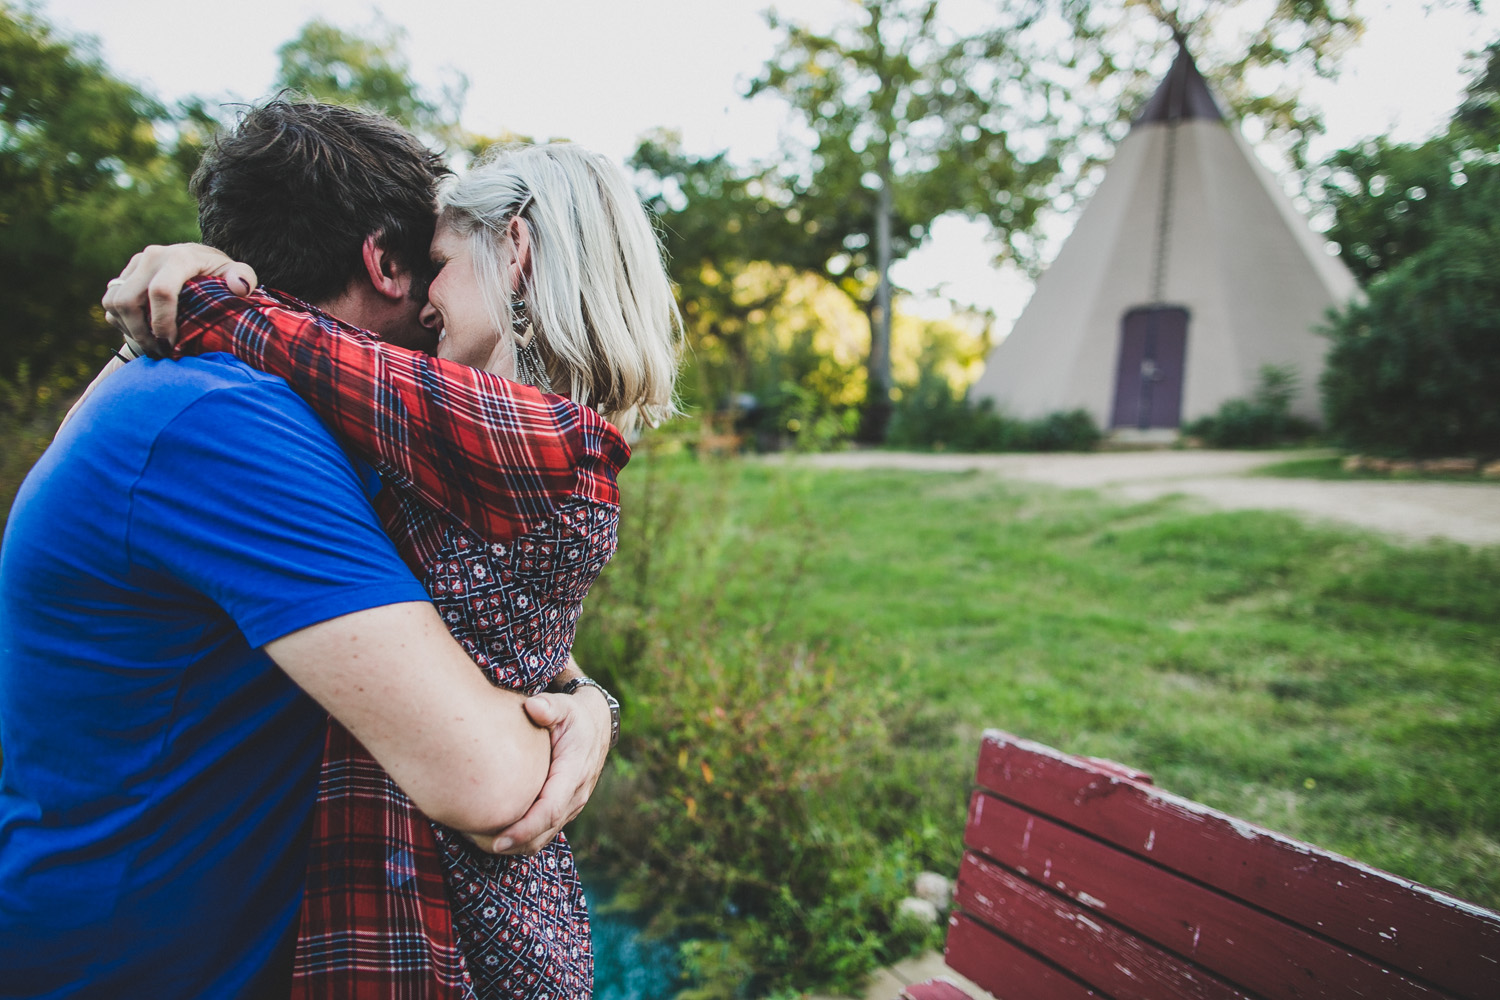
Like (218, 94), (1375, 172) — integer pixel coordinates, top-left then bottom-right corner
(572, 442), (962, 999)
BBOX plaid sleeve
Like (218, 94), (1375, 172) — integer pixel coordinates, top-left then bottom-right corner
(174, 277), (628, 545)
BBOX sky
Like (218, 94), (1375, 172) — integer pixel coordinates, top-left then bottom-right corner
(42, 0), (1500, 332)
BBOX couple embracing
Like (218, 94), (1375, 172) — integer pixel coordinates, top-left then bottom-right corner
(0, 99), (681, 998)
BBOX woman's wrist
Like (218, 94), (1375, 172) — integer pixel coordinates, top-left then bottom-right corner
(548, 674), (620, 748)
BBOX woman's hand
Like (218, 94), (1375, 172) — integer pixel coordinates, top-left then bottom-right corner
(102, 244), (257, 357)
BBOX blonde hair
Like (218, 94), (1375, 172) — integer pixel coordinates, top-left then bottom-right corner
(439, 142), (682, 432)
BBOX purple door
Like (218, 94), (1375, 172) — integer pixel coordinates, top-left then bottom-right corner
(1110, 306), (1189, 429)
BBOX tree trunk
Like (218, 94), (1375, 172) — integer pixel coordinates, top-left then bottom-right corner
(859, 162), (895, 443)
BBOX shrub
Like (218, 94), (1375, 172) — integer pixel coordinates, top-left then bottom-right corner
(1320, 175), (1500, 458)
(887, 370), (1102, 452)
(734, 380), (861, 453)
(572, 448), (961, 999)
(1183, 364), (1316, 448)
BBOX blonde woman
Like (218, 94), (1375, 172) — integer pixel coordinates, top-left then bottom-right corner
(110, 142), (681, 998)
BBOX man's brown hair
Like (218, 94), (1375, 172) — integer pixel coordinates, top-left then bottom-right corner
(191, 100), (450, 304)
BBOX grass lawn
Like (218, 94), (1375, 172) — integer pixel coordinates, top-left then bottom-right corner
(586, 447), (1500, 912)
(1254, 454), (1500, 483)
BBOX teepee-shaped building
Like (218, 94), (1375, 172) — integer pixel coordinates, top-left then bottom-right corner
(970, 43), (1358, 432)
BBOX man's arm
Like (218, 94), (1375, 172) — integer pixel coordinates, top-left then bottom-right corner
(267, 602), (550, 838)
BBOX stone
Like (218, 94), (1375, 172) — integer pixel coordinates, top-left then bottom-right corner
(914, 871), (954, 908)
(897, 896), (940, 925)
(1483, 460), (1500, 479)
(1421, 457), (1478, 474)
(1342, 455), (1365, 472)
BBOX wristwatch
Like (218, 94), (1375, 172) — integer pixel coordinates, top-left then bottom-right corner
(555, 676), (620, 748)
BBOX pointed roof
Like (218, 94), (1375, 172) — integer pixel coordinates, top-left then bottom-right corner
(1133, 41), (1223, 127)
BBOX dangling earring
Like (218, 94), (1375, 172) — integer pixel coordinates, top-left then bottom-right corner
(510, 297), (553, 393)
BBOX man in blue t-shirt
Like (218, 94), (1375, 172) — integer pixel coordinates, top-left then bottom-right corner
(0, 102), (612, 997)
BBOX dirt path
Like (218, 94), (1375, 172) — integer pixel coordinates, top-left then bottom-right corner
(781, 449), (1500, 546)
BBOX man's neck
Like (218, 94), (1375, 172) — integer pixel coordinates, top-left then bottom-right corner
(310, 288), (363, 329)
(304, 284), (434, 354)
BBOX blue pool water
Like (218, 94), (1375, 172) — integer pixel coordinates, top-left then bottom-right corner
(586, 885), (681, 1000)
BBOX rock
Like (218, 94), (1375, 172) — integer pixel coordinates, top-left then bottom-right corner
(1388, 460), (1419, 475)
(897, 896), (940, 925)
(1421, 457), (1478, 474)
(914, 871), (954, 909)
(1482, 460), (1500, 480)
(1342, 455), (1365, 472)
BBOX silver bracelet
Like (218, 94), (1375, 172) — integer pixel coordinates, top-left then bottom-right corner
(555, 676), (620, 748)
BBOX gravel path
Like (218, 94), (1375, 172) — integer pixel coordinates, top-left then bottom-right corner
(781, 449), (1500, 546)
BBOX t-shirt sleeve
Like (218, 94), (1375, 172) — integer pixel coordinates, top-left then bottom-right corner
(125, 379), (430, 648)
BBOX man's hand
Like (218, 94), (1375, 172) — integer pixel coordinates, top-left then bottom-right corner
(483, 681), (613, 855)
(102, 244), (257, 356)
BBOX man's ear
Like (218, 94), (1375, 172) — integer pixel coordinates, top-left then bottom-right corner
(360, 233), (414, 303)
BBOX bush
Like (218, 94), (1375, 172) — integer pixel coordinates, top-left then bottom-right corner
(887, 371), (1102, 452)
(1320, 175), (1500, 458)
(734, 380), (861, 453)
(572, 448), (961, 999)
(1183, 364), (1316, 448)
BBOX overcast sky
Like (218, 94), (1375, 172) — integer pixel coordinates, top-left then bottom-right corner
(43, 0), (1500, 326)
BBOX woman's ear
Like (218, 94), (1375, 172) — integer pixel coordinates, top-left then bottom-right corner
(507, 215), (532, 293)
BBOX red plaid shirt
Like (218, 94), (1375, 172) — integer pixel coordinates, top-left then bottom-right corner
(175, 278), (628, 999)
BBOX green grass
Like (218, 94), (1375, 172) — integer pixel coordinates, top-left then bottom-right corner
(581, 446), (1500, 915)
(1254, 455), (1500, 483)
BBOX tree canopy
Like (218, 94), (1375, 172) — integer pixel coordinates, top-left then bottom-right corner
(274, 17), (465, 148)
(1319, 37), (1500, 457)
(746, 0), (1063, 437)
(0, 3), (200, 413)
(1320, 40), (1500, 284)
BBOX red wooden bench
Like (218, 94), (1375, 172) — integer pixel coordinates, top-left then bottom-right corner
(902, 730), (1500, 1000)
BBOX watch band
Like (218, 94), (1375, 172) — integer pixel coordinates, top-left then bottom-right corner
(557, 676), (620, 748)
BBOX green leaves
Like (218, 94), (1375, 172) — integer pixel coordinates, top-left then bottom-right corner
(1317, 35), (1500, 458)
(0, 5), (200, 412)
(1320, 191), (1500, 457)
(749, 0), (1057, 279)
(273, 17), (467, 150)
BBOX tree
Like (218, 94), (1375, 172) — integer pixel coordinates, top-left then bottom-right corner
(748, 0), (1363, 442)
(631, 133), (816, 410)
(1320, 186), (1500, 457)
(0, 3), (200, 414)
(1320, 40), (1500, 284)
(274, 17), (469, 151)
(749, 0), (1062, 440)
(1318, 36), (1500, 457)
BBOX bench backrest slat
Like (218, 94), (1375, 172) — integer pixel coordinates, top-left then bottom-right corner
(958, 852), (1258, 1000)
(966, 793), (1449, 998)
(964, 731), (1500, 999)
(942, 913), (1100, 1000)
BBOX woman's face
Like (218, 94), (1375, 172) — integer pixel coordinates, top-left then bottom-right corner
(421, 222), (515, 377)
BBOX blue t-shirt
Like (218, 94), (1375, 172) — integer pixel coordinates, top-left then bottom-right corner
(0, 356), (430, 998)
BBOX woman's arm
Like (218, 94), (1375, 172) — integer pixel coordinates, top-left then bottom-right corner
(174, 276), (626, 543)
